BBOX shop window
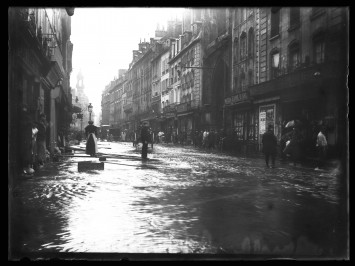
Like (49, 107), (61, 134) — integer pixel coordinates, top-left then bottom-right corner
(313, 34), (325, 64)
(234, 112), (246, 140)
(270, 50), (280, 79)
(270, 7), (280, 38)
(288, 41), (300, 71)
(248, 112), (257, 141)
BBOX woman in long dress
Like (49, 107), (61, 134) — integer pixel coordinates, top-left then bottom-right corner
(85, 121), (98, 156)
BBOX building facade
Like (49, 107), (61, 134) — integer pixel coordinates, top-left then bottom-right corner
(9, 7), (74, 180)
(245, 7), (348, 157)
(100, 7), (348, 157)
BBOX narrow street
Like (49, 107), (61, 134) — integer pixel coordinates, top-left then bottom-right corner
(10, 141), (347, 258)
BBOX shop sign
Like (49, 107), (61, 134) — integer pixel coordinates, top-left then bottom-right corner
(231, 91), (249, 104)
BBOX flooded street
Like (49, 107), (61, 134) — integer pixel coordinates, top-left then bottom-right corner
(10, 141), (347, 258)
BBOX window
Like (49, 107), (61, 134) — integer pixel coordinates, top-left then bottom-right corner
(241, 8), (247, 22)
(248, 70), (253, 86)
(240, 71), (246, 91)
(289, 7), (300, 28)
(271, 8), (280, 38)
(240, 32), (247, 60)
(288, 41), (300, 71)
(313, 35), (325, 64)
(217, 9), (227, 35)
(248, 28), (254, 57)
(270, 50), (280, 79)
(248, 112), (257, 141)
(234, 76), (238, 92)
(233, 112), (246, 140)
(233, 38), (238, 64)
(191, 48), (195, 66)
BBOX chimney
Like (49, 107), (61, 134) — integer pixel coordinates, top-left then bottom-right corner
(133, 50), (140, 60)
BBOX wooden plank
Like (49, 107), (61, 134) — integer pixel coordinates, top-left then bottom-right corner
(78, 161), (104, 172)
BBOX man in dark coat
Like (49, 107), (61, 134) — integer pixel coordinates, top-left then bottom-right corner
(141, 123), (150, 160)
(262, 124), (278, 168)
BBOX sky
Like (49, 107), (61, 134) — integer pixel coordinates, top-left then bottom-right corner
(69, 8), (185, 119)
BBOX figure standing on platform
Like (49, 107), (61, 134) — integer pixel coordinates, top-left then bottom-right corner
(85, 121), (98, 157)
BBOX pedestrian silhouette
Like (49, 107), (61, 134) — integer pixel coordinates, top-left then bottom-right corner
(85, 121), (98, 157)
(262, 124), (278, 168)
(141, 123), (150, 160)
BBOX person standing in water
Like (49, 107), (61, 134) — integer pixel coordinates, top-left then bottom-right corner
(85, 121), (98, 157)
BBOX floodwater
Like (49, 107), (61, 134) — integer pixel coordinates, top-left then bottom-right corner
(9, 141), (348, 258)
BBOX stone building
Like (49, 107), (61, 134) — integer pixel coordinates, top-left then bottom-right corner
(163, 9), (205, 144)
(200, 8), (232, 132)
(9, 7), (74, 179)
(228, 7), (348, 157)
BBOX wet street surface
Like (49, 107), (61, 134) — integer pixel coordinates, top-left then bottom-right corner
(10, 141), (348, 259)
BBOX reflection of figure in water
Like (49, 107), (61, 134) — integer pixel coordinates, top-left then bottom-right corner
(85, 121), (98, 157)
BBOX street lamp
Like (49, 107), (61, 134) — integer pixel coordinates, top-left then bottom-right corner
(88, 103), (93, 121)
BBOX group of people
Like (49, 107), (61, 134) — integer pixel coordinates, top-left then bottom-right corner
(80, 119), (329, 168)
(21, 112), (49, 175)
(262, 124), (328, 169)
(194, 129), (224, 150)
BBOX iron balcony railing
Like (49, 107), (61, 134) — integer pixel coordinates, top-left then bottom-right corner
(176, 99), (196, 113)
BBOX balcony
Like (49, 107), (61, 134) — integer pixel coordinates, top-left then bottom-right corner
(249, 62), (344, 98)
(176, 100), (196, 113)
(163, 103), (177, 115)
(151, 94), (161, 103)
(123, 102), (133, 112)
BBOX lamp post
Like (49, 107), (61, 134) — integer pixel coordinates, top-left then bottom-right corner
(88, 103), (93, 122)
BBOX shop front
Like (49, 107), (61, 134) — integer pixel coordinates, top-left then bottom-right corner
(223, 91), (258, 154)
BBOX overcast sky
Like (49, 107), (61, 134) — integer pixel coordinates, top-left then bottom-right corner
(69, 7), (184, 115)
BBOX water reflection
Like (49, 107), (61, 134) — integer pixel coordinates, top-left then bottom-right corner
(11, 142), (346, 257)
